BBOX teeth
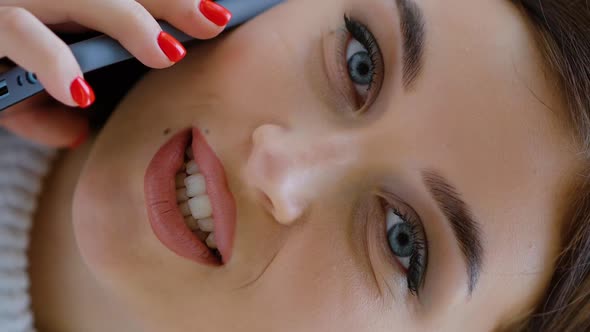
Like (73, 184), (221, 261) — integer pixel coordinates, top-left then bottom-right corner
(197, 218), (214, 232)
(178, 149), (218, 253)
(184, 174), (207, 197)
(186, 160), (199, 175)
(206, 232), (217, 249)
(194, 229), (209, 242)
(179, 202), (191, 217)
(188, 195), (212, 219)
(176, 188), (188, 202)
(185, 216), (200, 231)
(175, 173), (187, 188)
(186, 147), (194, 159)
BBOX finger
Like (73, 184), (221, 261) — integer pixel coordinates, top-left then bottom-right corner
(0, 94), (89, 148)
(4, 0), (187, 68)
(0, 7), (95, 108)
(143, 0), (231, 40)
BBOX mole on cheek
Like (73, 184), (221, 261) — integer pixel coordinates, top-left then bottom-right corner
(163, 128), (171, 136)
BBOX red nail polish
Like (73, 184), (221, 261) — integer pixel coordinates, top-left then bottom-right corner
(69, 130), (89, 150)
(157, 31), (187, 63)
(199, 0), (232, 27)
(70, 77), (95, 108)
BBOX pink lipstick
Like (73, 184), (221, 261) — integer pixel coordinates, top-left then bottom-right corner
(144, 128), (236, 265)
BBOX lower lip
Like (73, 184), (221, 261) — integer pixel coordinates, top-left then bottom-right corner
(144, 128), (235, 265)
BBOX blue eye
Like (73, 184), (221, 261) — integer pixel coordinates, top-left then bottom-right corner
(388, 221), (415, 257)
(385, 207), (427, 295)
(344, 16), (383, 109)
(346, 38), (373, 100)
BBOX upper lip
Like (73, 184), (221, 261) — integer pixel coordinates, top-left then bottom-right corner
(144, 127), (236, 265)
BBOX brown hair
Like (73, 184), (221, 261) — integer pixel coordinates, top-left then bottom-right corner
(504, 1), (590, 331)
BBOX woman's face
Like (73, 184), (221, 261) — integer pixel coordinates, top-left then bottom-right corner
(73, 0), (579, 330)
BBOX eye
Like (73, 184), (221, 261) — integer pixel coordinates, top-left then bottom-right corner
(385, 207), (427, 295)
(343, 16), (384, 109)
(346, 38), (373, 102)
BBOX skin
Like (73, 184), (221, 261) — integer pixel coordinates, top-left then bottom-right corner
(27, 0), (581, 331)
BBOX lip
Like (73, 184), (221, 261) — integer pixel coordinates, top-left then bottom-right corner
(144, 127), (236, 265)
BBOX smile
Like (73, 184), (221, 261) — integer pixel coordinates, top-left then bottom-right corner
(144, 127), (236, 266)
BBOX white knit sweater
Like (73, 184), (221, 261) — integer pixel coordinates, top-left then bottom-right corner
(0, 128), (57, 332)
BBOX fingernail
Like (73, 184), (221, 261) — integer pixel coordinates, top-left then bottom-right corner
(157, 31), (187, 63)
(199, 0), (232, 27)
(69, 129), (89, 150)
(70, 77), (95, 108)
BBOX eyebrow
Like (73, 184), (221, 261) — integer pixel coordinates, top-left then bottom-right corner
(395, 0), (426, 88)
(422, 170), (484, 295)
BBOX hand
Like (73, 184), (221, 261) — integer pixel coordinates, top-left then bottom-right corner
(0, 0), (232, 148)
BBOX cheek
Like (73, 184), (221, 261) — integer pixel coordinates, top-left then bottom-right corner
(178, 7), (319, 117)
(70, 129), (167, 287)
(71, 167), (125, 290)
(257, 219), (381, 330)
(72, 162), (142, 275)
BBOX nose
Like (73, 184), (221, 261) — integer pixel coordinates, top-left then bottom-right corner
(244, 124), (355, 225)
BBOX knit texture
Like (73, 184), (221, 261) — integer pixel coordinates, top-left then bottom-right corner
(0, 128), (57, 332)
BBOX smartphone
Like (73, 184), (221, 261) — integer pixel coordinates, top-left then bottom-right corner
(0, 0), (284, 112)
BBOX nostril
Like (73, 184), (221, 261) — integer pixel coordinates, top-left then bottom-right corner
(258, 190), (275, 215)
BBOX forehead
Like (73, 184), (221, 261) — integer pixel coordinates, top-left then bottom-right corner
(366, 0), (579, 325)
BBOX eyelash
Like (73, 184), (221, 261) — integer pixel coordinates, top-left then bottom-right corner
(344, 16), (380, 91)
(341, 15), (384, 108)
(380, 198), (428, 296)
(385, 204), (426, 295)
